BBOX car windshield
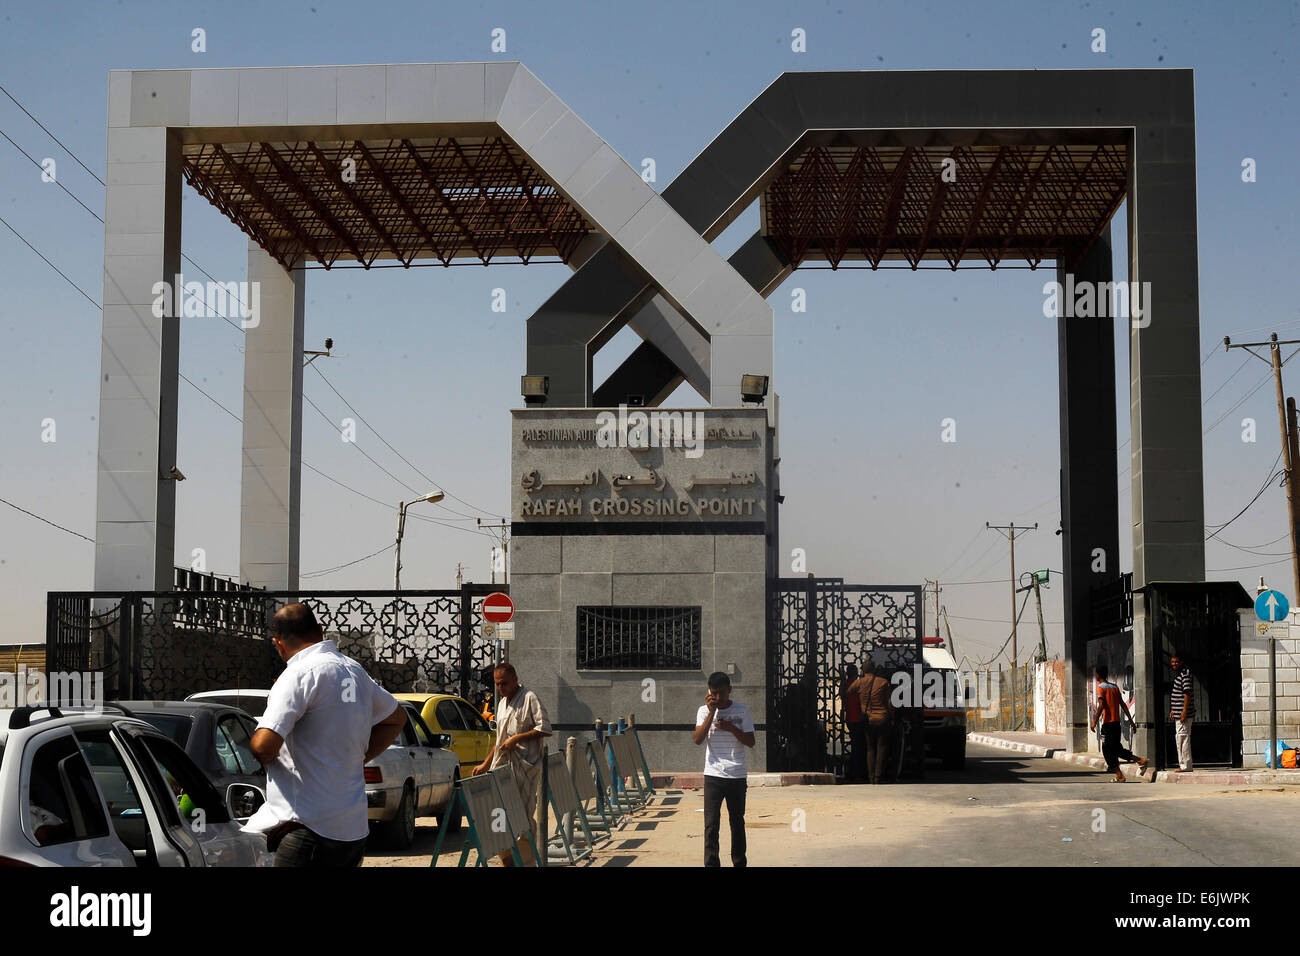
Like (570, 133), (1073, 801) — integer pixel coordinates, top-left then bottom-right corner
(134, 714), (194, 748)
(198, 695), (266, 717)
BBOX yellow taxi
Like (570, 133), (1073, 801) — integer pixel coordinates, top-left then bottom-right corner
(393, 693), (495, 775)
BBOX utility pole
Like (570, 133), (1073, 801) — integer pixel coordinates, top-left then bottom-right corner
(1034, 577), (1047, 664)
(477, 519), (510, 586)
(941, 606), (957, 661)
(1016, 569), (1050, 663)
(1224, 334), (1300, 601)
(924, 579), (941, 642)
(1225, 333), (1300, 766)
(987, 521), (1037, 730)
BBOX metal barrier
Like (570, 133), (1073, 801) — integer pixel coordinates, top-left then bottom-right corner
(571, 740), (618, 836)
(430, 718), (663, 867)
(431, 773), (518, 867)
(543, 752), (597, 864)
(608, 732), (653, 808)
(492, 766), (543, 866)
(587, 738), (640, 817)
(628, 716), (658, 797)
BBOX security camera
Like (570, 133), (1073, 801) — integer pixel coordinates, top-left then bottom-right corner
(167, 466), (186, 481)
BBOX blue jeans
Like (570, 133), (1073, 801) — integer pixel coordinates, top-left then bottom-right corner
(273, 826), (367, 868)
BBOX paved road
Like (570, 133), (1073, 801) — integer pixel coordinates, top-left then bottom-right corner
(363, 742), (1300, 867)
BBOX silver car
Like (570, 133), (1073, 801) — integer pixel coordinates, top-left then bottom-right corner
(0, 705), (270, 867)
(367, 701), (461, 849)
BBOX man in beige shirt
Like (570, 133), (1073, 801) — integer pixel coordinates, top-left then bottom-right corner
(472, 662), (552, 865)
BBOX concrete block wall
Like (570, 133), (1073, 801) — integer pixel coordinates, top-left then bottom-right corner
(1240, 631), (1300, 767)
(510, 531), (767, 772)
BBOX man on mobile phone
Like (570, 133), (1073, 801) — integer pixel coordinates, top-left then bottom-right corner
(692, 672), (755, 867)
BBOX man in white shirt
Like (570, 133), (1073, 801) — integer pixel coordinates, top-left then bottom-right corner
(472, 662), (552, 866)
(247, 603), (406, 867)
(692, 671), (755, 867)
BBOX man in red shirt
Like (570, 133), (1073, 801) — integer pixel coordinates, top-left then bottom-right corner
(841, 663), (865, 782)
(1089, 662), (1149, 782)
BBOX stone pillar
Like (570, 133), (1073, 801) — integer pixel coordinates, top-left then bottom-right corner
(239, 244), (305, 591)
(1128, 123), (1206, 765)
(94, 126), (184, 591)
(1057, 227), (1121, 753)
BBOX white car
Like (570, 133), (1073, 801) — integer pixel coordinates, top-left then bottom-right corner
(185, 689), (272, 718)
(0, 705), (270, 867)
(367, 701), (461, 849)
(186, 690), (461, 848)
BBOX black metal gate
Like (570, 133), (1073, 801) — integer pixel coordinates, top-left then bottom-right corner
(767, 578), (925, 777)
(46, 585), (504, 704)
(1147, 582), (1247, 769)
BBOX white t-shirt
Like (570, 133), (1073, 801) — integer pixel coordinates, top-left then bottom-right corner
(696, 700), (754, 779)
(245, 640), (399, 841)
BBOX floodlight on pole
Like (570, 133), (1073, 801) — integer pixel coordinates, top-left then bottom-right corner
(394, 490), (445, 590)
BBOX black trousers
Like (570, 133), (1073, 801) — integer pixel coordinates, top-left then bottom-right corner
(865, 718), (894, 783)
(703, 775), (747, 867)
(848, 721), (866, 782)
(1100, 721), (1138, 772)
(272, 826), (367, 867)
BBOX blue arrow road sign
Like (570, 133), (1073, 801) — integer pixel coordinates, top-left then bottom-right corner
(1255, 589), (1290, 622)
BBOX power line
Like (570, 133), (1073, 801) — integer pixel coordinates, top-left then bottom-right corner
(0, 124), (104, 222)
(0, 213), (99, 309)
(1205, 448), (1285, 540)
(4, 104), (493, 520)
(303, 392), (421, 495)
(309, 364), (505, 520)
(1215, 530), (1292, 551)
(0, 133), (497, 540)
(0, 495), (94, 543)
(1207, 556), (1293, 573)
(0, 84), (105, 185)
(970, 589), (1033, 669)
(301, 543), (394, 578)
(1203, 370), (1273, 435)
(936, 527), (984, 579)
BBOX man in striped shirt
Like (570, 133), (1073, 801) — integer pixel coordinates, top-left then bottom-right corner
(1090, 663), (1148, 782)
(1169, 652), (1195, 773)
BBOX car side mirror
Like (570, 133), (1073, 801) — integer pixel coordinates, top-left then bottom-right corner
(225, 783), (265, 823)
(433, 733), (453, 749)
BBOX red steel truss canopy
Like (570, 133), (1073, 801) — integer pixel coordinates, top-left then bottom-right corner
(182, 136), (594, 270)
(761, 129), (1129, 271)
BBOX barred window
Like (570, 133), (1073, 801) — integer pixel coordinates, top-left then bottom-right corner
(577, 606), (702, 670)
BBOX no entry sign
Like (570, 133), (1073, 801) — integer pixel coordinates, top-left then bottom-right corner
(482, 592), (514, 623)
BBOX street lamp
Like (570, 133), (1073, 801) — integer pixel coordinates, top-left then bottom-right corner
(394, 490), (444, 590)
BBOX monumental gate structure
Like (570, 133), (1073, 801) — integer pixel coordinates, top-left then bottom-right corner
(88, 63), (1230, 770)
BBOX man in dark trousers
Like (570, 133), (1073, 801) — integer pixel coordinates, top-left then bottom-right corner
(246, 603), (406, 866)
(692, 672), (755, 866)
(1090, 662), (1149, 782)
(841, 663), (865, 782)
(848, 658), (895, 784)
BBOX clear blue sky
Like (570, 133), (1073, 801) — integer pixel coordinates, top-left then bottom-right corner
(0, 0), (1296, 664)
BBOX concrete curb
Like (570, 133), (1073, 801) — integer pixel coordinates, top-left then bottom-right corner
(968, 733), (1300, 785)
(651, 772), (836, 789)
